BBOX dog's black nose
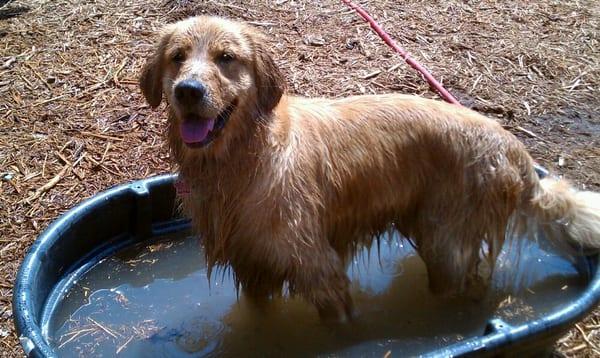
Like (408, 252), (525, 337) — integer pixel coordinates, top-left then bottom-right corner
(174, 79), (206, 105)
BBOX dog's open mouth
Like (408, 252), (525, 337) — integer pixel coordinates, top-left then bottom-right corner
(179, 102), (236, 148)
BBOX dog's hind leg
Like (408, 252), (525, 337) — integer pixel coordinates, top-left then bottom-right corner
(414, 225), (490, 299)
(412, 203), (511, 299)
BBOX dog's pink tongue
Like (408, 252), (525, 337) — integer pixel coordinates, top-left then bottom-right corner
(180, 119), (215, 144)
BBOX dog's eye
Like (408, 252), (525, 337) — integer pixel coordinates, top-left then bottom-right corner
(218, 52), (235, 64)
(172, 51), (186, 63)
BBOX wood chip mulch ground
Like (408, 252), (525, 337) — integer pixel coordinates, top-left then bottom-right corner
(1, 0), (598, 356)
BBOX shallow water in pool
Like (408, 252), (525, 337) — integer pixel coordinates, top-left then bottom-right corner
(46, 230), (588, 357)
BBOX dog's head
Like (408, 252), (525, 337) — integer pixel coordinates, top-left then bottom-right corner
(140, 16), (285, 155)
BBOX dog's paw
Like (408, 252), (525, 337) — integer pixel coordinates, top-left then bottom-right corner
(315, 290), (355, 324)
(317, 304), (352, 324)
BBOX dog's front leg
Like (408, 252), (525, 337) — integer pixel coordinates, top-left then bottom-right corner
(235, 265), (285, 313)
(232, 214), (355, 322)
(289, 242), (354, 323)
(235, 237), (353, 322)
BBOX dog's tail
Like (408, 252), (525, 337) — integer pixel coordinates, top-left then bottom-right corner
(524, 176), (600, 252)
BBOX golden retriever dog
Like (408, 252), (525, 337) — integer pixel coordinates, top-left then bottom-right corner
(140, 16), (600, 321)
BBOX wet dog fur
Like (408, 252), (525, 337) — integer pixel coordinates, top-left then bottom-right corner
(140, 16), (600, 321)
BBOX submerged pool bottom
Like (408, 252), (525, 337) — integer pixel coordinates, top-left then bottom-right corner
(45, 230), (587, 357)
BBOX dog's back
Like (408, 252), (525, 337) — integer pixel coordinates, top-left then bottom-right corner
(267, 94), (535, 294)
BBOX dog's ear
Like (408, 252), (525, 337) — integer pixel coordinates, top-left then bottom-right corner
(139, 30), (172, 108)
(250, 31), (286, 114)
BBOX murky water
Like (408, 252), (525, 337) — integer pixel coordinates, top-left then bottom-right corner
(45, 230), (588, 357)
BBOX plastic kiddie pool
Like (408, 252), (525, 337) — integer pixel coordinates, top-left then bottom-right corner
(12, 173), (600, 357)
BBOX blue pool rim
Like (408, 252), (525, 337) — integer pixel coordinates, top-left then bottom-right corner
(12, 170), (600, 357)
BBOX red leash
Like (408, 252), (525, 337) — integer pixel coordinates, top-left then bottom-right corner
(341, 0), (461, 106)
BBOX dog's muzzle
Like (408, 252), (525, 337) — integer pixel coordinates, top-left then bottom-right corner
(179, 101), (237, 148)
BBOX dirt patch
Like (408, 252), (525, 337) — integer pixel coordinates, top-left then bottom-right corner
(1, 0), (599, 356)
(518, 106), (600, 190)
